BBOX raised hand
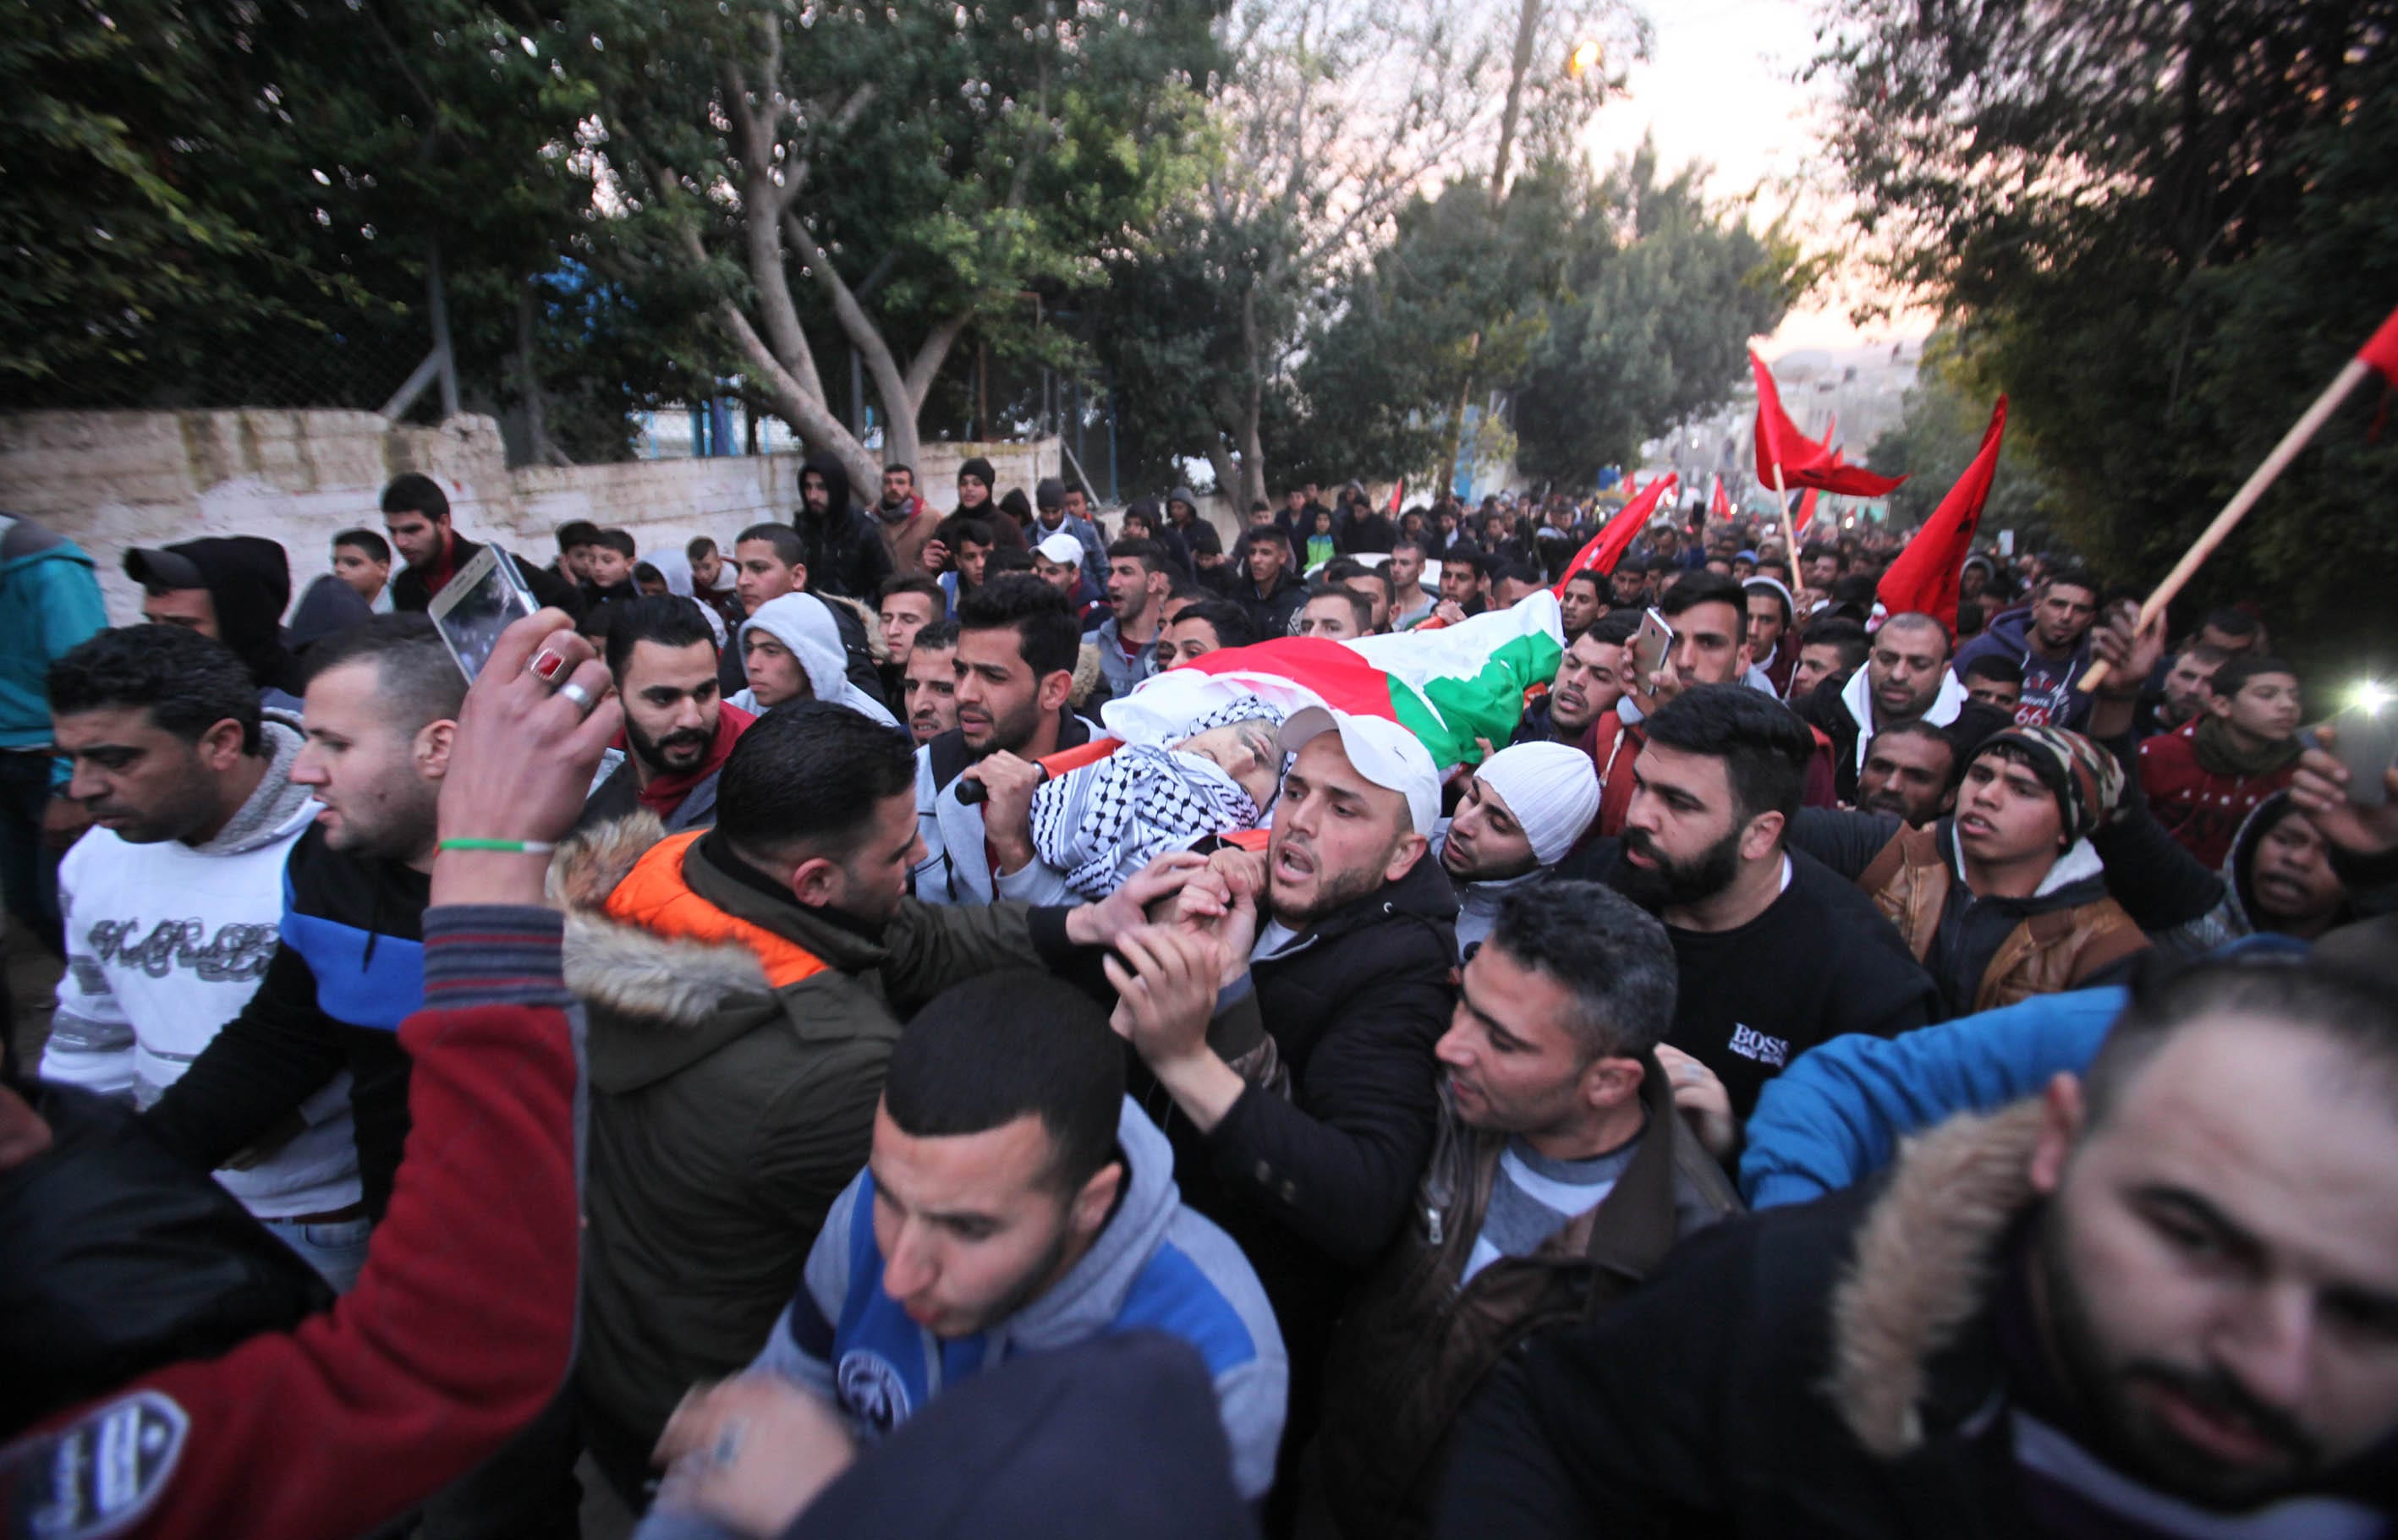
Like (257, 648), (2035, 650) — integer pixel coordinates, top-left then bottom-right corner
(431, 607), (622, 907)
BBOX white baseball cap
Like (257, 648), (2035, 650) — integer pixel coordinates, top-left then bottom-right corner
(1035, 531), (1084, 567)
(1277, 706), (1441, 837)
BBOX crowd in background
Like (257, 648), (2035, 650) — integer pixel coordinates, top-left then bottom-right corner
(1, 443), (2392, 1540)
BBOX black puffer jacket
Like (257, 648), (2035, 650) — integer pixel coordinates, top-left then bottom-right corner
(794, 454), (896, 602)
(1145, 848), (1457, 1474)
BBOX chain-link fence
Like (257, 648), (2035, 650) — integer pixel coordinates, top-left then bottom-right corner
(0, 297), (434, 417)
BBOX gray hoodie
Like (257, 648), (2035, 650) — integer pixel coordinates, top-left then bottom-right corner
(632, 1101), (1289, 1536)
(732, 592), (897, 726)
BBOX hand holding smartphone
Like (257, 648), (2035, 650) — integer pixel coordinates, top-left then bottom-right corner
(1629, 607), (1676, 696)
(2331, 688), (2398, 808)
(427, 545), (541, 682)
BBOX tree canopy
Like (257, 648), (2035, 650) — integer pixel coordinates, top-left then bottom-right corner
(1823, 0), (2398, 666)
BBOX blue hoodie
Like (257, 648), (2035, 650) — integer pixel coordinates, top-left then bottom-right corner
(0, 515), (108, 783)
(634, 1100), (1288, 1539)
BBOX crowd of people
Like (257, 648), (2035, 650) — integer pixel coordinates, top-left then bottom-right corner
(1, 451), (2394, 1540)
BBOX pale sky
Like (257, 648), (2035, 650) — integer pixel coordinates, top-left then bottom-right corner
(1579, 0), (1930, 353)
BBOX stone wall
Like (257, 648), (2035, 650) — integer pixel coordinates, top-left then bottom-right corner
(0, 408), (1078, 622)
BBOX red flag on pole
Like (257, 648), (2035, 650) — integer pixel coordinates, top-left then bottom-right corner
(1552, 474), (1677, 595)
(2363, 301), (2398, 384)
(1792, 486), (1820, 542)
(1709, 476), (1732, 518)
(1750, 350), (1909, 497)
(1875, 397), (2006, 630)
(1387, 479), (1404, 515)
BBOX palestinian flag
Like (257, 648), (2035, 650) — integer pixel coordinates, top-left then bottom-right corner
(1104, 595), (1565, 768)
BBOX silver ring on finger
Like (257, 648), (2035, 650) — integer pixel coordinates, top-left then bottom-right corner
(557, 680), (597, 714)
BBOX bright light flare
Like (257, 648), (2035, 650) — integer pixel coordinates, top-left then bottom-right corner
(1567, 40), (1603, 77)
(2353, 680), (2393, 715)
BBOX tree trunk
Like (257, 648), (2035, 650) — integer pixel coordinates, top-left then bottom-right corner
(1234, 285), (1270, 508)
(1204, 445), (1241, 504)
(1492, 0), (1545, 208)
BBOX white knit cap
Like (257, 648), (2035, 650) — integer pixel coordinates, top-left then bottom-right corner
(1472, 741), (1601, 865)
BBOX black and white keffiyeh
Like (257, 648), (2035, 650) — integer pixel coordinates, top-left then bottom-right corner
(1029, 699), (1287, 900)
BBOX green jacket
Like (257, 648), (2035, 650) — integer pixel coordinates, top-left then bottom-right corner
(557, 814), (1048, 1449)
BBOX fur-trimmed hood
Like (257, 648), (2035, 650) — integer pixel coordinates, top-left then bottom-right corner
(552, 812), (773, 1033)
(551, 813), (900, 1094)
(1826, 1098), (2046, 1458)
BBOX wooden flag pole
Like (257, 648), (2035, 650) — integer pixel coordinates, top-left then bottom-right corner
(1775, 463), (1802, 594)
(2082, 355), (2375, 693)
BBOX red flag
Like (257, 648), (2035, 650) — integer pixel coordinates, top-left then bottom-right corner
(2363, 300), (2398, 385)
(1792, 486), (1820, 542)
(1709, 476), (1732, 518)
(1875, 397), (2006, 630)
(1751, 350), (1909, 497)
(1387, 478), (1405, 515)
(1552, 474), (1676, 595)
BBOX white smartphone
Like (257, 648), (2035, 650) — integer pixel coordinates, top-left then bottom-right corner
(427, 544), (538, 682)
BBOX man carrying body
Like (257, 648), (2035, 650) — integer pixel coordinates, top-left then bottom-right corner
(1432, 552), (1491, 625)
(1110, 707), (1457, 1498)
(1444, 956), (2398, 1539)
(1091, 539), (1170, 697)
(38, 625), (365, 1288)
(1953, 566), (2104, 729)
(580, 596), (750, 834)
(1799, 611), (1984, 804)
(557, 705), (1212, 1502)
(911, 576), (1095, 906)
(1438, 742), (1601, 957)
(380, 472), (580, 617)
